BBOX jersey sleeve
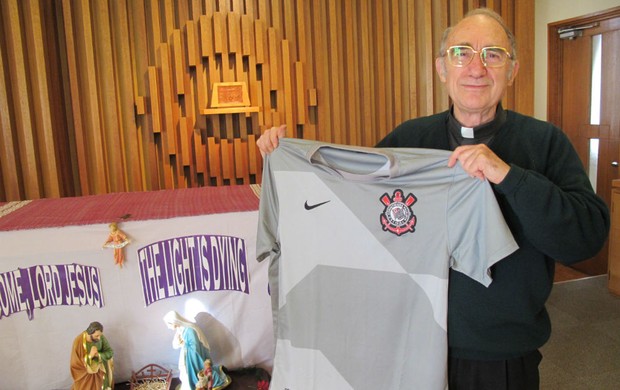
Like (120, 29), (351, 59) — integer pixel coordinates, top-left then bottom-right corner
(256, 154), (280, 263)
(447, 174), (518, 287)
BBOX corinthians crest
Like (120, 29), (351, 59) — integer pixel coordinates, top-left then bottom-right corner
(380, 189), (417, 236)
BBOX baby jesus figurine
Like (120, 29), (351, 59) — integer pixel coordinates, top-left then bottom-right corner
(196, 359), (214, 390)
(102, 222), (130, 267)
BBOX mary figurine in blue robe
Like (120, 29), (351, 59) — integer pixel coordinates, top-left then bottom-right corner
(164, 311), (231, 390)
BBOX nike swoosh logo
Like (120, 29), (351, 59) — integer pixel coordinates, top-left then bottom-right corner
(304, 200), (331, 210)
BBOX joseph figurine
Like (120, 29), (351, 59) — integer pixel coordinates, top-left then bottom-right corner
(70, 321), (115, 390)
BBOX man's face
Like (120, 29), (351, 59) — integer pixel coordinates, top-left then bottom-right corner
(435, 15), (519, 126)
(90, 330), (102, 342)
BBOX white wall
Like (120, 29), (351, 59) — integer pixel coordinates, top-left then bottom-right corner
(534, 0), (619, 120)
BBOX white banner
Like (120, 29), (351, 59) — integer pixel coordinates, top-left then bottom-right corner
(0, 211), (273, 390)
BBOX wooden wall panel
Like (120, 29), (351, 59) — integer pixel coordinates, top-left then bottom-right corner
(0, 0), (534, 201)
(2, 0), (42, 199)
(74, 0), (108, 194)
(23, 0), (61, 198)
(0, 30), (21, 201)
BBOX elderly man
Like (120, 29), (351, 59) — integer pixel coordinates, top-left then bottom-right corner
(257, 8), (609, 390)
(70, 321), (114, 390)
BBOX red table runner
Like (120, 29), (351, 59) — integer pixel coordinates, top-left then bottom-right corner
(0, 185), (261, 232)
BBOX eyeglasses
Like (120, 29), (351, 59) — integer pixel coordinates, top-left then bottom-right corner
(444, 45), (513, 68)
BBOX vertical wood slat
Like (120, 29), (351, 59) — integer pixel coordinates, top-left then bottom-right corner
(254, 19), (265, 63)
(0, 32), (21, 200)
(116, 0), (145, 191)
(221, 138), (232, 182)
(194, 124), (206, 175)
(501, 0), (515, 109)
(24, 1), (60, 198)
(283, 0), (297, 56)
(269, 0), (282, 36)
(177, 0), (189, 28)
(254, 77), (265, 126)
(95, 0), (126, 193)
(158, 43), (177, 155)
(3, 0), (41, 199)
(260, 29), (273, 129)
(214, 12), (225, 54)
(313, 0), (330, 142)
(244, 0), (255, 18)
(360, 0), (374, 147)
(228, 12), (241, 53)
(207, 136), (222, 185)
(421, 0), (435, 114)
(233, 54), (249, 140)
(24, 0), (61, 197)
(405, 0), (418, 120)
(204, 0), (216, 17)
(77, 0), (108, 194)
(434, 2), (450, 112)
(342, 0), (357, 144)
(147, 67), (162, 133)
(234, 138), (250, 183)
(258, 0), (268, 24)
(191, 0), (202, 20)
(232, 0), (244, 14)
(248, 134), (262, 187)
(268, 27), (279, 90)
(513, 0), (535, 116)
(172, 30), (185, 95)
(389, 0), (402, 130)
(217, 0), (230, 13)
(196, 57), (208, 110)
(241, 15), (253, 56)
(187, 20), (198, 67)
(179, 117), (190, 166)
(282, 40), (294, 132)
(163, 0), (175, 41)
(295, 62), (306, 124)
(328, 0), (344, 145)
(382, 1), (394, 136)
(200, 15), (214, 57)
(206, 53), (222, 138)
(220, 52), (235, 141)
(248, 134), (259, 175)
(61, 0), (89, 196)
(374, 2), (387, 145)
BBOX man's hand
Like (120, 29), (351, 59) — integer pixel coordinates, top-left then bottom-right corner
(448, 144), (510, 184)
(256, 124), (286, 157)
(89, 346), (99, 359)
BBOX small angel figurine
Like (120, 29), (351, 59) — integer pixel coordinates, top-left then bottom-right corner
(102, 222), (130, 267)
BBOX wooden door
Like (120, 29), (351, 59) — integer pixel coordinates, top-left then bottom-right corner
(548, 6), (620, 275)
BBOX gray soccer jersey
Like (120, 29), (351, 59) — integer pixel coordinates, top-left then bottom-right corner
(257, 139), (518, 390)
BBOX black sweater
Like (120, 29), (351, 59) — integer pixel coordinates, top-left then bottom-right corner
(377, 109), (610, 359)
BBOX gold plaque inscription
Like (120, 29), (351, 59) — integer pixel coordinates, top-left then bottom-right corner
(210, 82), (250, 107)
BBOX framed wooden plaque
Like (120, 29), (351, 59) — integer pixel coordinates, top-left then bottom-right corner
(210, 82), (250, 108)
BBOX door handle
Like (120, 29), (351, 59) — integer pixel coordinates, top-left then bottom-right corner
(612, 161), (619, 167)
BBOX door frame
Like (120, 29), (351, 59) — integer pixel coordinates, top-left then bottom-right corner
(547, 6), (620, 127)
(547, 6), (620, 275)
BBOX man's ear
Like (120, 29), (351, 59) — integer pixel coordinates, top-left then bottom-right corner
(435, 57), (447, 82)
(507, 60), (519, 86)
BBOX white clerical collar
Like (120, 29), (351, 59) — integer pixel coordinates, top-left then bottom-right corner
(461, 126), (474, 139)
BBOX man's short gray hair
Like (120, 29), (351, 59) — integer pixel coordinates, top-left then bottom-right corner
(438, 8), (518, 61)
